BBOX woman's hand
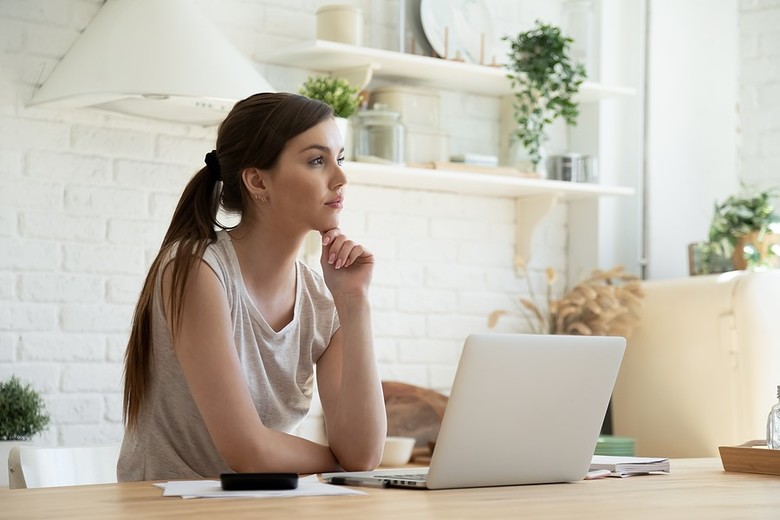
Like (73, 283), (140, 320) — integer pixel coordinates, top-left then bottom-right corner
(319, 228), (373, 298)
(317, 228), (385, 470)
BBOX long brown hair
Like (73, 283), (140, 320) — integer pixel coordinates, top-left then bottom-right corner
(123, 93), (334, 431)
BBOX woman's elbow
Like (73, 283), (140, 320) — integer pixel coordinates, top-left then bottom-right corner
(219, 434), (275, 473)
(339, 456), (381, 472)
(337, 445), (384, 472)
(224, 448), (266, 473)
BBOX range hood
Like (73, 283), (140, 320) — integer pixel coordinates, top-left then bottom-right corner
(28, 0), (274, 126)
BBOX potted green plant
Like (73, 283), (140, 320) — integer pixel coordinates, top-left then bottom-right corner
(299, 75), (360, 119)
(299, 75), (361, 158)
(503, 21), (586, 171)
(704, 185), (780, 271)
(0, 376), (50, 487)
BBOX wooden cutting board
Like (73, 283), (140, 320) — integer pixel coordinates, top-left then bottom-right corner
(382, 381), (448, 451)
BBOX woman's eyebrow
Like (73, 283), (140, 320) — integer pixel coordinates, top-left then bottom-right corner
(298, 144), (330, 154)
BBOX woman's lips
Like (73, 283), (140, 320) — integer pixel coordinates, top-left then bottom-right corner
(325, 196), (343, 209)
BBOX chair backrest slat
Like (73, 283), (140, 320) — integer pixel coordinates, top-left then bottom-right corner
(8, 445), (121, 489)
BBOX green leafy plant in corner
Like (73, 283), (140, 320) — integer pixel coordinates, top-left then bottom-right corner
(503, 20), (586, 169)
(0, 376), (50, 441)
(701, 184), (780, 272)
(299, 76), (360, 118)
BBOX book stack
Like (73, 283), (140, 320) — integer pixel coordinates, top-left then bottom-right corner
(590, 455), (671, 478)
(594, 435), (636, 456)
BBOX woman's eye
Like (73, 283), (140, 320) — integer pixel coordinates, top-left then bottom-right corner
(337, 156), (345, 166)
(309, 156), (324, 166)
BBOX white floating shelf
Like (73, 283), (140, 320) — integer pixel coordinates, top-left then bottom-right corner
(344, 161), (634, 200)
(259, 40), (636, 101)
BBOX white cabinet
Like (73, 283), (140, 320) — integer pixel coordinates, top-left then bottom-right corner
(260, 40), (636, 266)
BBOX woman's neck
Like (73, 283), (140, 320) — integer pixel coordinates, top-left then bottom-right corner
(228, 221), (304, 294)
(227, 221), (308, 332)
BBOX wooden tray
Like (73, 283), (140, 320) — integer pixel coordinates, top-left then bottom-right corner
(719, 444), (780, 476)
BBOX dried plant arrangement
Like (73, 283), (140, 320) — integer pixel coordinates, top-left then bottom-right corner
(488, 258), (644, 337)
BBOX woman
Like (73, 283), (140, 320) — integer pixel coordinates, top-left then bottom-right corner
(117, 92), (386, 481)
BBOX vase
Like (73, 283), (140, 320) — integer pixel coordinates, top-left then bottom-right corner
(732, 231), (780, 270)
(688, 242), (731, 275)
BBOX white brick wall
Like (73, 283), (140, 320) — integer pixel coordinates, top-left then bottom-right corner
(0, 0), (581, 447)
(739, 0), (780, 187)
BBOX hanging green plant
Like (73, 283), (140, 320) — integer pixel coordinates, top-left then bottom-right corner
(503, 21), (586, 169)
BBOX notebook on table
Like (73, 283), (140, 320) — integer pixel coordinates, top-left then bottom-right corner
(322, 333), (625, 490)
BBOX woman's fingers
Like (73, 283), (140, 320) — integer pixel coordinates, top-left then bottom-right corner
(320, 228), (342, 246)
(329, 236), (355, 269)
(320, 229), (372, 269)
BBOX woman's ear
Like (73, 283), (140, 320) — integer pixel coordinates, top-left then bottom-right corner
(242, 167), (269, 198)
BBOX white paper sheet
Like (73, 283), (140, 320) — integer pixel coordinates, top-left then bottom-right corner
(160, 474), (365, 499)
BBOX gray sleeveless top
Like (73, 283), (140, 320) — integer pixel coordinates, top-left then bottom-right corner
(117, 230), (339, 481)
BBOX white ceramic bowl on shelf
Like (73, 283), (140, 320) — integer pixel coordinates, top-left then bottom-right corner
(379, 436), (416, 467)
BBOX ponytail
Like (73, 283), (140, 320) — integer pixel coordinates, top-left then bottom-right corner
(122, 166), (220, 431)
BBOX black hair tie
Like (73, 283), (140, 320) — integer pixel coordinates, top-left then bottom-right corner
(204, 150), (221, 181)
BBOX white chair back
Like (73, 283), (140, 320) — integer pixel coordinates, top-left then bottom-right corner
(7, 445), (121, 489)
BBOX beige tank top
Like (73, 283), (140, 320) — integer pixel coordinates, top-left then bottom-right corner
(117, 230), (339, 481)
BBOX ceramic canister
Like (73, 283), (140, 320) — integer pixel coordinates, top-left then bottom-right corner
(316, 4), (364, 46)
(546, 153), (597, 182)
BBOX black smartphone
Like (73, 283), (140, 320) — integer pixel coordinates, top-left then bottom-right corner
(220, 472), (299, 491)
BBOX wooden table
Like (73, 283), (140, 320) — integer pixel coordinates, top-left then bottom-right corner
(2, 459), (779, 519)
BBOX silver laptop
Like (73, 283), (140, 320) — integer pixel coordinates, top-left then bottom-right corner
(322, 333), (625, 490)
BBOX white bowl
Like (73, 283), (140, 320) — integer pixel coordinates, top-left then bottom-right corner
(379, 436), (416, 467)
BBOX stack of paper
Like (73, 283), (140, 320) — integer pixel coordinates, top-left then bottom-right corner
(590, 455), (670, 478)
(159, 475), (365, 499)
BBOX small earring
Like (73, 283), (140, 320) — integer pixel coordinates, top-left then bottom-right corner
(260, 195), (268, 203)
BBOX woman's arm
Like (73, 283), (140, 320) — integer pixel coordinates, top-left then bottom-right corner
(315, 228), (387, 471)
(163, 260), (341, 474)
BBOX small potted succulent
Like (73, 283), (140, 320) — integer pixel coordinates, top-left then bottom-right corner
(0, 376), (50, 487)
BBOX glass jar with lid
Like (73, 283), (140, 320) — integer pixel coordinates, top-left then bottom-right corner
(353, 104), (405, 165)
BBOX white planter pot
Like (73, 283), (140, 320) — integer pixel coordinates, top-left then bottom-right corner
(334, 116), (353, 161)
(0, 440), (30, 488)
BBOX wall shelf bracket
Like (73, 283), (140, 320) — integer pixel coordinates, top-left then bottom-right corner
(515, 194), (558, 272)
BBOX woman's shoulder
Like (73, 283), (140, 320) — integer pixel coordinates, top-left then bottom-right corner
(297, 261), (333, 301)
(297, 260), (327, 287)
(197, 230), (235, 286)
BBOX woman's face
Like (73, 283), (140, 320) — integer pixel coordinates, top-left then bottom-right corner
(264, 118), (347, 233)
